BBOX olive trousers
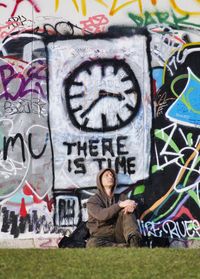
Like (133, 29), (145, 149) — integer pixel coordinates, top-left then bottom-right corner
(86, 211), (140, 248)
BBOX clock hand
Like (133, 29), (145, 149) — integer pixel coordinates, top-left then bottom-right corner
(99, 90), (125, 101)
(80, 90), (125, 119)
(80, 95), (103, 118)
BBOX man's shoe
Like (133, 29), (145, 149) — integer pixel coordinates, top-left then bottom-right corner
(128, 234), (142, 248)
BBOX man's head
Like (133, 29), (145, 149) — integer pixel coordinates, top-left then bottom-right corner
(100, 169), (115, 189)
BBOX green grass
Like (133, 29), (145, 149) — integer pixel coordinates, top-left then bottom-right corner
(0, 248), (199, 279)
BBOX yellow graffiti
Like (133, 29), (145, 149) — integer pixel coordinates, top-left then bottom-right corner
(170, 0), (200, 16)
(55, 0), (142, 16)
(55, 0), (80, 12)
(109, 0), (142, 16)
(54, 0), (200, 17)
(72, 0), (80, 12)
(55, 0), (59, 11)
(80, 0), (108, 16)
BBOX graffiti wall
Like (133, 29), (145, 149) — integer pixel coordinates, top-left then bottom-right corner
(0, 0), (199, 246)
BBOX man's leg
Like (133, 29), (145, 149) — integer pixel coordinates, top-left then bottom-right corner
(115, 210), (141, 247)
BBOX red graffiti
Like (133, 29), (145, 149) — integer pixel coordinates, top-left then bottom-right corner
(11, 0), (40, 17)
(80, 14), (109, 34)
(23, 184), (42, 204)
(173, 206), (196, 221)
(20, 197), (27, 217)
(152, 79), (157, 96)
(23, 184), (53, 212)
(44, 194), (54, 212)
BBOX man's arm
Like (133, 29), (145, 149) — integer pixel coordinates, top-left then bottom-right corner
(87, 198), (135, 221)
(87, 198), (121, 221)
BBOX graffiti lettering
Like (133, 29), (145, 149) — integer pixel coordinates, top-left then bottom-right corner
(80, 14), (109, 34)
(0, 21), (22, 39)
(7, 15), (29, 28)
(128, 10), (199, 28)
(4, 98), (47, 117)
(33, 21), (77, 36)
(3, 133), (25, 162)
(0, 61), (46, 101)
(63, 136), (135, 174)
(3, 133), (48, 162)
(55, 195), (80, 226)
(138, 220), (200, 238)
(63, 136), (128, 156)
(1, 208), (54, 238)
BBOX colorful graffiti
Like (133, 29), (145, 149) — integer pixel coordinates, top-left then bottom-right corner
(141, 43), (200, 239)
(0, 1), (199, 246)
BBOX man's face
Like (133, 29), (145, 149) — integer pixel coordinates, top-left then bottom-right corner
(101, 170), (114, 189)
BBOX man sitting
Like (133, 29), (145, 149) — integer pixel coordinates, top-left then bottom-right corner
(86, 168), (142, 248)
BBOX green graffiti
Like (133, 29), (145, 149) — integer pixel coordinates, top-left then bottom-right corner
(187, 133), (193, 147)
(155, 11), (170, 24)
(128, 13), (143, 27)
(144, 11), (157, 26)
(128, 10), (200, 28)
(188, 189), (199, 205)
(171, 74), (188, 98)
(152, 165), (160, 173)
(133, 184), (145, 196)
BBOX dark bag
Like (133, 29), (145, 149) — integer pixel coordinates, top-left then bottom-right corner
(58, 221), (90, 248)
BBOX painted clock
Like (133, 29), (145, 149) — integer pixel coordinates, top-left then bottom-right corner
(64, 59), (141, 132)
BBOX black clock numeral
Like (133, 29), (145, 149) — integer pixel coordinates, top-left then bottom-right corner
(101, 65), (105, 77)
(71, 81), (83, 86)
(71, 105), (83, 113)
(121, 76), (131, 82)
(69, 92), (84, 99)
(113, 65), (119, 76)
(86, 68), (92, 75)
(126, 104), (135, 112)
(101, 113), (108, 129)
(82, 117), (89, 128)
(117, 113), (124, 125)
(124, 87), (135, 94)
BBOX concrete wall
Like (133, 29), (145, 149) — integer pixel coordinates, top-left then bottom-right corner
(0, 0), (199, 248)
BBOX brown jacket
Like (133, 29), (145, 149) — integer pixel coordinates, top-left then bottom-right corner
(87, 168), (121, 237)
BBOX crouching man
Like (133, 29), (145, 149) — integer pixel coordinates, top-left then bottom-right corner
(86, 168), (142, 248)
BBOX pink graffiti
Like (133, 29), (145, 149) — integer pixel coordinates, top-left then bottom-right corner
(38, 238), (61, 249)
(0, 2), (6, 8)
(0, 59), (47, 101)
(80, 14), (109, 34)
(0, 21), (22, 40)
(0, 16), (34, 40)
(11, 0), (40, 17)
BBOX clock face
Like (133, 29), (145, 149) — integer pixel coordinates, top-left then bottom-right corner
(64, 59), (141, 132)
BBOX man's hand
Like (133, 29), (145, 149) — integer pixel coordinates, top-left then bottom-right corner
(122, 203), (137, 214)
(118, 199), (137, 214)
